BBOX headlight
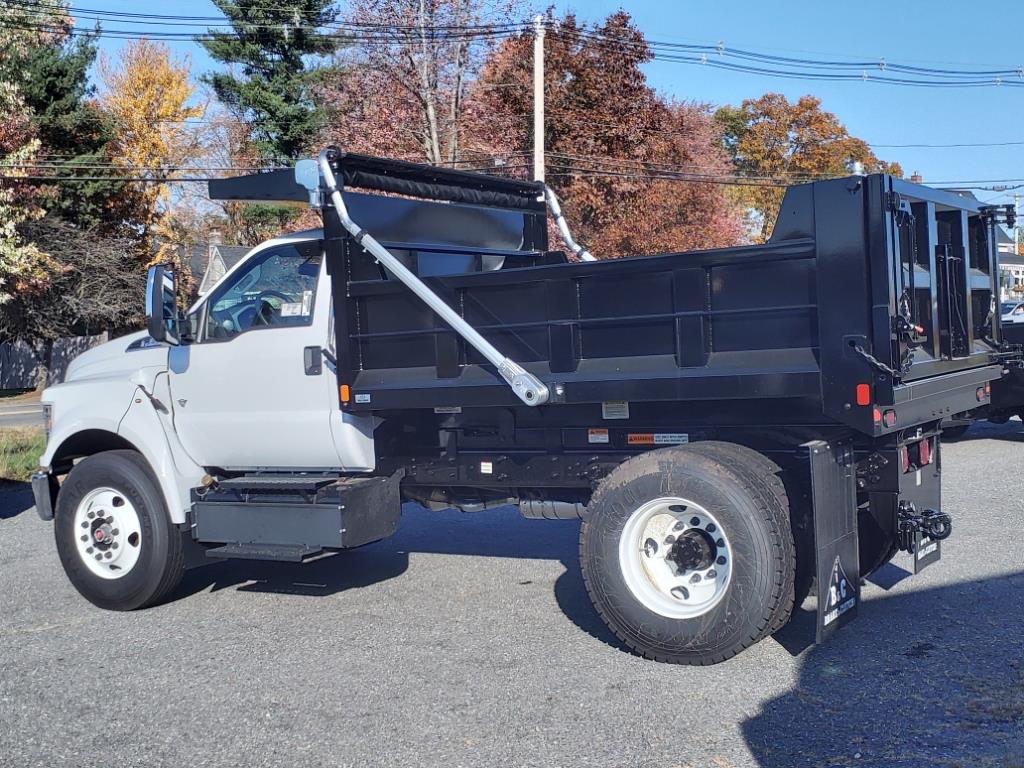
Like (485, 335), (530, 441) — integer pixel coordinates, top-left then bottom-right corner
(42, 404), (53, 441)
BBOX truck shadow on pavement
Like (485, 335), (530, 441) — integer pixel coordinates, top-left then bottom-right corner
(743, 570), (1024, 768)
(0, 482), (33, 520)
(171, 503), (621, 645)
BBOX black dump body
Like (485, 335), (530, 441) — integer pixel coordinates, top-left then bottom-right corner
(210, 155), (1009, 490)
(320, 169), (1003, 439)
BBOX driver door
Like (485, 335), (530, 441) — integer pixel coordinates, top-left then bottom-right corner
(168, 239), (344, 470)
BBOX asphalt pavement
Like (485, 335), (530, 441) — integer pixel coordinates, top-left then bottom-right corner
(0, 400), (43, 428)
(1, 423), (1022, 768)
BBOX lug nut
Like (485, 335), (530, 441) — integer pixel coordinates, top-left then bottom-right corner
(664, 534), (676, 545)
(104, 552), (112, 559)
(717, 556), (726, 565)
(716, 538), (725, 548)
(80, 522), (88, 529)
(673, 521), (686, 532)
(87, 512), (95, 519)
(111, 529), (119, 536)
(111, 543), (119, 550)
(707, 569), (717, 579)
(689, 517), (700, 526)
(94, 554), (102, 561)
(706, 523), (716, 533)
(690, 573), (702, 584)
(80, 535), (88, 542)
(86, 547), (93, 554)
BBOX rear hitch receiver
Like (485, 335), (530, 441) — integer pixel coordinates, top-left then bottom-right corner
(897, 500), (952, 552)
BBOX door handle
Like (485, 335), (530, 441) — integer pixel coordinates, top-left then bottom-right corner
(303, 345), (323, 375)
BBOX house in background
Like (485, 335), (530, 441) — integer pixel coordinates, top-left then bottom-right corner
(183, 230), (250, 298)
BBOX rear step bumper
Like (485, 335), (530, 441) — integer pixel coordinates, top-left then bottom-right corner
(191, 470), (404, 559)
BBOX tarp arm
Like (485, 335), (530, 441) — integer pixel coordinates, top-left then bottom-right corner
(543, 187), (596, 262)
(311, 150), (550, 407)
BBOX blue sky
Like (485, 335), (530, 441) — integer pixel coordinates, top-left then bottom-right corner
(89, 0), (1024, 204)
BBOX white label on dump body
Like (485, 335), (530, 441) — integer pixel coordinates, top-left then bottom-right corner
(602, 401), (629, 420)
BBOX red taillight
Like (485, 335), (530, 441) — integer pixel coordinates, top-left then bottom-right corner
(873, 407), (882, 424)
(856, 383), (871, 406)
(900, 445), (910, 473)
(919, 438), (931, 466)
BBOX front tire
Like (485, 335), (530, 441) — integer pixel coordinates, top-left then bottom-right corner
(54, 450), (184, 610)
(580, 445), (794, 665)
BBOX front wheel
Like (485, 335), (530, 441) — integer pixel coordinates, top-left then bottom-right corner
(54, 450), (184, 610)
(580, 445), (794, 665)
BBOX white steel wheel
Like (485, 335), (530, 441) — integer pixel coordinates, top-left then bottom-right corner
(617, 496), (732, 619)
(72, 487), (143, 579)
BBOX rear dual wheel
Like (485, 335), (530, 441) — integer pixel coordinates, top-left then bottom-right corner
(580, 443), (795, 665)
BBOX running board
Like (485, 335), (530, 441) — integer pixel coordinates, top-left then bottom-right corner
(205, 543), (322, 562)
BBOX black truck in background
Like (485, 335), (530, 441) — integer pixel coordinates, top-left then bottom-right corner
(44, 150), (1018, 666)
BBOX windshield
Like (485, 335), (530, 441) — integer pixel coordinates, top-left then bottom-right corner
(1002, 302), (1019, 314)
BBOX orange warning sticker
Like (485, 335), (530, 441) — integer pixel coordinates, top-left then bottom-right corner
(628, 433), (689, 445)
(588, 428), (609, 444)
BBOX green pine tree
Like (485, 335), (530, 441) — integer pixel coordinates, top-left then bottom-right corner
(200, 0), (342, 162)
(0, 19), (125, 229)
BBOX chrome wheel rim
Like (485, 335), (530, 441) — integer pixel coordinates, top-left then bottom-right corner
(73, 487), (142, 580)
(618, 497), (732, 619)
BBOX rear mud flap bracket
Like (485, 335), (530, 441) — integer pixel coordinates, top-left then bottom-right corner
(805, 439), (861, 644)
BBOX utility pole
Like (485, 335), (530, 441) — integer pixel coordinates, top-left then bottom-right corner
(533, 15), (545, 183)
(1016, 193), (1020, 254)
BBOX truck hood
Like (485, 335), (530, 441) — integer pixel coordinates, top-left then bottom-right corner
(61, 331), (168, 385)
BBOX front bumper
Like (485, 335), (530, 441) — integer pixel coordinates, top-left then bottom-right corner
(31, 470), (56, 521)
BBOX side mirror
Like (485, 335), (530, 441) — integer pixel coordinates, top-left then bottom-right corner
(145, 265), (181, 346)
(295, 158), (322, 207)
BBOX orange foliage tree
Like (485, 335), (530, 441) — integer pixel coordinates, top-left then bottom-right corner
(99, 39), (205, 257)
(716, 93), (903, 241)
(467, 11), (743, 257)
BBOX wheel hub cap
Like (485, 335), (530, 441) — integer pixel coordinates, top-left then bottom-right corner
(73, 488), (142, 580)
(618, 497), (733, 619)
(668, 529), (717, 573)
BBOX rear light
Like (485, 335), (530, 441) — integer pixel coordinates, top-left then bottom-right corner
(873, 407), (882, 424)
(900, 445), (910, 473)
(856, 383), (871, 406)
(883, 409), (897, 427)
(919, 438), (932, 466)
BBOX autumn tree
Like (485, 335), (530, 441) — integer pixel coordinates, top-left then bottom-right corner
(0, 3), (59, 305)
(470, 11), (742, 257)
(2, 218), (142, 385)
(99, 39), (205, 256)
(319, 0), (519, 164)
(716, 93), (903, 241)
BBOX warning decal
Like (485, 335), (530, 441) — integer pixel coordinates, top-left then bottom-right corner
(626, 433), (689, 446)
(822, 554), (856, 627)
(588, 428), (610, 444)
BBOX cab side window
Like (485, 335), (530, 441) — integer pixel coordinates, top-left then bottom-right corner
(202, 241), (322, 341)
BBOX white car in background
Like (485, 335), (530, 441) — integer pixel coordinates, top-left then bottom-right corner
(1001, 301), (1024, 324)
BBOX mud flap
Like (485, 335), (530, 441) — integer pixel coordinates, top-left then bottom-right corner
(806, 439), (860, 644)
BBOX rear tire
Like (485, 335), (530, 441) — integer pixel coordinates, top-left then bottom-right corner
(580, 445), (794, 665)
(54, 450), (184, 610)
(675, 442), (796, 634)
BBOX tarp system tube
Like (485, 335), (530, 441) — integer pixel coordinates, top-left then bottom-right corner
(312, 150), (550, 407)
(543, 187), (597, 262)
